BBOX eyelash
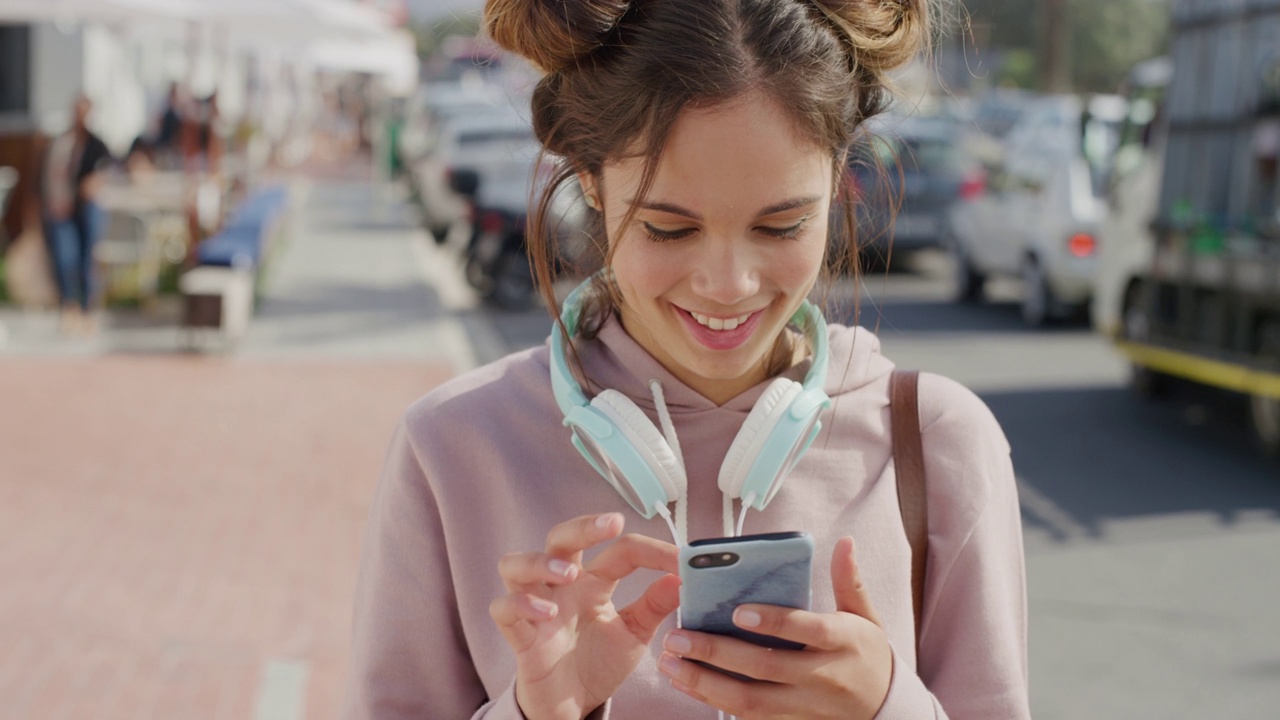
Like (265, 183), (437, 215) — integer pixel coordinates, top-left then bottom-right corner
(641, 218), (809, 243)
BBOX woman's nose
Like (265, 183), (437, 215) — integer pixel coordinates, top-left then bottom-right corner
(690, 236), (760, 306)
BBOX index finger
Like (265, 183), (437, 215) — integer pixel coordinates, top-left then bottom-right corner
(545, 512), (625, 560)
(584, 533), (679, 581)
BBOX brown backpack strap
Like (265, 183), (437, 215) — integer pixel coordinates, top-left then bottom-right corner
(890, 370), (928, 657)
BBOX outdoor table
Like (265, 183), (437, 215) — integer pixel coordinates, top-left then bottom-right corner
(95, 173), (194, 308)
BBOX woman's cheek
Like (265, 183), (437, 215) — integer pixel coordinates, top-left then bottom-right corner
(776, 232), (828, 287)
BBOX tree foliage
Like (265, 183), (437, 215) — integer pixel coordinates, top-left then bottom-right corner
(412, 9), (483, 59)
(960, 0), (1172, 92)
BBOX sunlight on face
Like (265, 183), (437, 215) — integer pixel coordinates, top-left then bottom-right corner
(595, 90), (833, 405)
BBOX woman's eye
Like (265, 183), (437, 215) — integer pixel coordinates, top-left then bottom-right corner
(757, 218), (808, 240)
(642, 223), (697, 242)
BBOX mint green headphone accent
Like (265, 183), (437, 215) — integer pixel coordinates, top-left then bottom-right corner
(551, 274), (831, 519)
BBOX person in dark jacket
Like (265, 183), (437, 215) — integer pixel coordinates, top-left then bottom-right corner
(39, 95), (112, 334)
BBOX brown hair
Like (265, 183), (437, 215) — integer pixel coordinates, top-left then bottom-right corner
(485, 0), (932, 377)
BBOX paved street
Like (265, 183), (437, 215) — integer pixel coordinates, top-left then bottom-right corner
(1, 181), (1277, 719)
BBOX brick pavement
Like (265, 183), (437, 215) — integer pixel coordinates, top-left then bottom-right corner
(0, 354), (453, 719)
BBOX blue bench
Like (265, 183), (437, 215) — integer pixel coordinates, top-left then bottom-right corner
(181, 186), (290, 347)
(195, 187), (289, 268)
(193, 226), (263, 269)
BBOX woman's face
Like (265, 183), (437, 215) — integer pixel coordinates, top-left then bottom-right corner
(594, 90), (832, 404)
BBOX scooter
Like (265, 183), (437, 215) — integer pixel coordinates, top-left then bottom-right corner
(450, 167), (593, 312)
(463, 201), (536, 311)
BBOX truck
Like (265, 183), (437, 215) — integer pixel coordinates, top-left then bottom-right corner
(1101, 0), (1280, 455)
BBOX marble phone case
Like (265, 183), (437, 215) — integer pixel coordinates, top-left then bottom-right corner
(678, 532), (813, 654)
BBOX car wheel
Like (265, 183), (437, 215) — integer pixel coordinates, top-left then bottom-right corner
(428, 222), (450, 245)
(1020, 257), (1055, 327)
(464, 255), (492, 295)
(859, 249), (890, 275)
(949, 235), (985, 303)
(1122, 281), (1173, 399)
(1250, 393), (1280, 458)
(1249, 320), (1280, 457)
(492, 251), (536, 311)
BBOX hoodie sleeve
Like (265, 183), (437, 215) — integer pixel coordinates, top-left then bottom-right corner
(341, 418), (527, 720)
(873, 373), (1031, 720)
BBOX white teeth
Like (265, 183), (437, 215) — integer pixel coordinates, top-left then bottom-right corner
(690, 311), (752, 331)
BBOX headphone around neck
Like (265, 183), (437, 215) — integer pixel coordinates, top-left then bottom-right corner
(550, 275), (832, 519)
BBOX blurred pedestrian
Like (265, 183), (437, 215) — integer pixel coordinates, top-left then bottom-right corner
(125, 136), (157, 180)
(39, 95), (112, 334)
(152, 82), (185, 167)
(182, 92), (224, 176)
(345, 1), (1030, 720)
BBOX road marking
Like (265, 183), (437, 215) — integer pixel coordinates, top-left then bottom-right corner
(410, 230), (477, 312)
(255, 660), (309, 720)
(409, 231), (509, 372)
(1017, 478), (1092, 542)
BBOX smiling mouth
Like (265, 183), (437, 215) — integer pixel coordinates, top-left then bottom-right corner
(687, 310), (756, 331)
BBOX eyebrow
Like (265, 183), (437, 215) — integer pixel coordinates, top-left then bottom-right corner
(631, 196), (823, 221)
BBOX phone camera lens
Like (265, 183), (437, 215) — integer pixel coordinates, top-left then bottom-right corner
(689, 552), (740, 568)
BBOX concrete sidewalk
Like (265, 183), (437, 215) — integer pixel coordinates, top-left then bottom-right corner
(0, 179), (478, 719)
(0, 180), (505, 369)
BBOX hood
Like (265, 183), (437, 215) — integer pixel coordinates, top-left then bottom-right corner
(562, 312), (896, 415)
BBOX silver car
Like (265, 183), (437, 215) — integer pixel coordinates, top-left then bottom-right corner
(948, 93), (1126, 325)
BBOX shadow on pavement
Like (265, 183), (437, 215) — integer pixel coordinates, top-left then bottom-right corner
(843, 298), (1093, 337)
(254, 280), (445, 320)
(982, 383), (1280, 542)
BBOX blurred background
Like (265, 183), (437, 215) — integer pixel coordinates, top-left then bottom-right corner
(0, 0), (1277, 718)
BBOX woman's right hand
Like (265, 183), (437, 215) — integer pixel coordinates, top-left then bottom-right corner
(490, 512), (681, 720)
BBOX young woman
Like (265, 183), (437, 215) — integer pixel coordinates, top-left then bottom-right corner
(344, 1), (1030, 719)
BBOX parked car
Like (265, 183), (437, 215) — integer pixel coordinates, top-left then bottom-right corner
(845, 114), (984, 269)
(969, 88), (1038, 141)
(947, 93), (1127, 325)
(408, 106), (537, 243)
(399, 81), (504, 162)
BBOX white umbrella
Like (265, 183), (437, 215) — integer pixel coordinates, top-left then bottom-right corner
(0, 0), (206, 23)
(0, 0), (414, 84)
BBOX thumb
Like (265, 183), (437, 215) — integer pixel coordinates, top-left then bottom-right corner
(831, 536), (882, 627)
(616, 573), (682, 642)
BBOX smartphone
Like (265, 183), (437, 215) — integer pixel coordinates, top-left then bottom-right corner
(679, 532), (814, 657)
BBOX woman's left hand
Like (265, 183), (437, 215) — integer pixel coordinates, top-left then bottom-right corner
(658, 536), (893, 720)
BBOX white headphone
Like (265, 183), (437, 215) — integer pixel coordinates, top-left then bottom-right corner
(550, 275), (832, 520)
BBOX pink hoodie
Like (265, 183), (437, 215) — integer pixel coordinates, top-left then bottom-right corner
(343, 316), (1030, 719)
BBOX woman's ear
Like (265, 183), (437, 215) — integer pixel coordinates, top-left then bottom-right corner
(577, 170), (601, 211)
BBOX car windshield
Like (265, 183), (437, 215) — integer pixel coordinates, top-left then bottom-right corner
(851, 131), (962, 177)
(457, 129), (535, 147)
(899, 136), (963, 175)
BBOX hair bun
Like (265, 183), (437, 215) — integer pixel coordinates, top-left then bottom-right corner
(813, 0), (929, 73)
(484, 0), (632, 73)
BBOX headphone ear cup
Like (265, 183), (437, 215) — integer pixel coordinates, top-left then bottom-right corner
(718, 378), (803, 499)
(592, 389), (686, 501)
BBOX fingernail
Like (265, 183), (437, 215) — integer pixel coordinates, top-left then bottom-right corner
(530, 597), (557, 619)
(663, 631), (691, 655)
(596, 513), (618, 530)
(548, 559), (575, 579)
(658, 653), (682, 678)
(735, 608), (761, 628)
